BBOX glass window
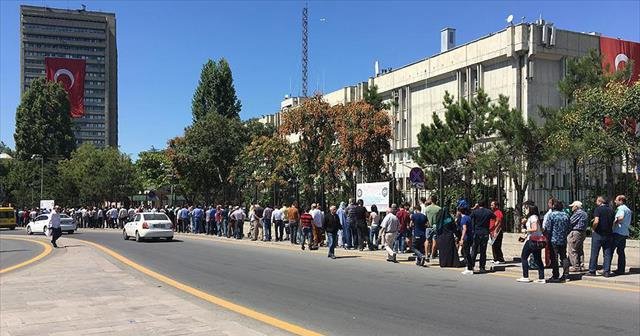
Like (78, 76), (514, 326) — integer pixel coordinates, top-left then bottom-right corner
(143, 214), (169, 221)
(134, 214), (141, 222)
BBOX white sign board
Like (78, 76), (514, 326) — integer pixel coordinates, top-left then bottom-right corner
(40, 200), (55, 211)
(356, 182), (389, 212)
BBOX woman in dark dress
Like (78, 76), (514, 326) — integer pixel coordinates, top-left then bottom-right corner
(437, 204), (460, 267)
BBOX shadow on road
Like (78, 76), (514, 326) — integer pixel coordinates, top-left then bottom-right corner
(0, 249), (33, 253)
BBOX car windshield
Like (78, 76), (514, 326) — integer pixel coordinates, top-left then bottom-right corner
(143, 214), (169, 221)
(60, 214), (71, 219)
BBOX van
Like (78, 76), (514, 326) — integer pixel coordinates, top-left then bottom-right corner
(0, 207), (17, 230)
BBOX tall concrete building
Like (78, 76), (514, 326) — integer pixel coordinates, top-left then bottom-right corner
(263, 20), (637, 208)
(20, 5), (117, 147)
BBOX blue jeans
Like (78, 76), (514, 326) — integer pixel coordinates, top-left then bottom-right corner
(413, 236), (426, 260)
(263, 219), (272, 241)
(470, 234), (489, 271)
(369, 226), (380, 248)
(613, 233), (627, 273)
(218, 220), (226, 237)
(342, 223), (352, 247)
(521, 240), (545, 279)
(394, 231), (406, 253)
(349, 225), (358, 248)
(192, 218), (200, 233)
(327, 231), (338, 256)
(301, 227), (312, 247)
(589, 232), (613, 273)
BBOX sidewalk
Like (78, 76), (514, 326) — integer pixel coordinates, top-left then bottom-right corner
(0, 236), (288, 336)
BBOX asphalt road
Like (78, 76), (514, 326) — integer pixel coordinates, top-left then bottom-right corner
(3, 229), (639, 336)
(0, 233), (45, 270)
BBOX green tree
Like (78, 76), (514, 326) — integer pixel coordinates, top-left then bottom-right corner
(414, 89), (494, 200)
(363, 84), (390, 111)
(191, 58), (242, 121)
(167, 112), (246, 203)
(135, 149), (172, 191)
(14, 78), (75, 160)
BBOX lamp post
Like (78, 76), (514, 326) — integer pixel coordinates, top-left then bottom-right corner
(31, 154), (44, 201)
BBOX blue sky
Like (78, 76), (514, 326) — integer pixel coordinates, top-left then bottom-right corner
(1, 0), (639, 158)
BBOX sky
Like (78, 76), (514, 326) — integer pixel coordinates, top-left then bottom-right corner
(1, 0), (639, 159)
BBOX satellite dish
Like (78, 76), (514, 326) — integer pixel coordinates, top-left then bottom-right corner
(506, 14), (514, 24)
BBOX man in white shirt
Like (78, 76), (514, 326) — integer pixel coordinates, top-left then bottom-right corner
(231, 206), (246, 239)
(271, 206), (285, 241)
(310, 203), (324, 247)
(380, 204), (400, 263)
(48, 206), (63, 248)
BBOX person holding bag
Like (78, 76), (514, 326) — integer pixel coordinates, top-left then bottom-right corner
(517, 201), (546, 283)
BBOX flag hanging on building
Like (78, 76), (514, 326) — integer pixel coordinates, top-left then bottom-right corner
(45, 57), (86, 118)
(600, 36), (640, 84)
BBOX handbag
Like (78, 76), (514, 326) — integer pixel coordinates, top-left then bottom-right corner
(529, 234), (547, 249)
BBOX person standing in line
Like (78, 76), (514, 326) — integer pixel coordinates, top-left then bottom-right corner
(96, 207), (104, 229)
(48, 206), (63, 248)
(271, 205), (284, 241)
(288, 202), (299, 244)
(251, 203), (264, 241)
(545, 199), (571, 282)
(215, 205), (224, 237)
(281, 204), (289, 241)
(108, 205), (119, 229)
(612, 195), (632, 275)
(379, 204), (400, 263)
(516, 202), (546, 283)
(324, 205), (342, 259)
(263, 204), (273, 242)
(205, 205), (214, 235)
(458, 206), (473, 270)
(346, 199), (358, 249)
(354, 200), (372, 251)
(424, 196), (442, 261)
(193, 205), (204, 234)
(231, 206), (246, 239)
(490, 200), (506, 264)
(369, 204), (381, 250)
(118, 206), (128, 229)
(300, 207), (314, 250)
(567, 201), (588, 272)
(395, 203), (410, 253)
(411, 205), (428, 267)
(462, 200), (495, 275)
(337, 201), (349, 249)
(586, 196), (615, 277)
(310, 203), (324, 248)
(178, 205), (189, 233)
(541, 196), (554, 267)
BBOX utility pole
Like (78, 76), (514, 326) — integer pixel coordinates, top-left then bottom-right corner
(301, 4), (309, 97)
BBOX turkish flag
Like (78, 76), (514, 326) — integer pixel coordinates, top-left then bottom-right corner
(600, 36), (640, 84)
(45, 57), (86, 118)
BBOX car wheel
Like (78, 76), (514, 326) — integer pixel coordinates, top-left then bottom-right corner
(166, 237), (173, 242)
(123, 229), (129, 240)
(67, 230), (74, 234)
(135, 231), (142, 242)
(43, 227), (47, 235)
(26, 226), (32, 235)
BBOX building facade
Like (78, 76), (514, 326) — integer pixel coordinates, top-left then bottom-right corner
(20, 5), (118, 147)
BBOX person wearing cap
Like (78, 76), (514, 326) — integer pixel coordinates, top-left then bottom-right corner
(568, 200), (587, 272)
(48, 206), (63, 248)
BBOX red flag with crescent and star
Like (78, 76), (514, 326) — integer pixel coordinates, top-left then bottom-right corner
(600, 36), (640, 84)
(45, 57), (86, 118)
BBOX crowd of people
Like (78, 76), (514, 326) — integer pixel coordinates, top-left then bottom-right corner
(14, 193), (633, 283)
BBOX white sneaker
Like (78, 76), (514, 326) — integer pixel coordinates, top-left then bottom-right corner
(493, 261), (505, 265)
(461, 270), (474, 275)
(517, 277), (532, 283)
(534, 279), (546, 284)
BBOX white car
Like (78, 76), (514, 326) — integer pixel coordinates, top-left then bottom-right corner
(26, 213), (77, 235)
(123, 212), (173, 242)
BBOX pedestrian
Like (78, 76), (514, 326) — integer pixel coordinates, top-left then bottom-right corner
(193, 205), (204, 234)
(411, 205), (428, 266)
(108, 205), (118, 229)
(379, 204), (400, 263)
(567, 200), (587, 272)
(48, 205), (63, 248)
(542, 196), (555, 267)
(300, 206), (313, 250)
(288, 202), (299, 244)
(353, 200), (372, 251)
(324, 205), (342, 259)
(462, 200), (494, 275)
(272, 205), (285, 241)
(395, 203), (410, 253)
(516, 201), (546, 283)
(346, 199), (358, 249)
(251, 203), (264, 241)
(369, 204), (381, 250)
(263, 204), (273, 241)
(545, 199), (571, 282)
(425, 196), (442, 261)
(231, 206), (246, 239)
(436, 203), (459, 268)
(612, 195), (632, 275)
(97, 207), (104, 229)
(458, 206), (473, 270)
(489, 200), (505, 264)
(337, 201), (350, 249)
(310, 203), (324, 248)
(586, 196), (615, 277)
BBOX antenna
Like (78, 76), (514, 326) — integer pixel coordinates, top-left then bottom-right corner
(506, 14), (514, 25)
(301, 4), (309, 97)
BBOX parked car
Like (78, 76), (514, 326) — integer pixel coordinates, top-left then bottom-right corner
(26, 213), (77, 235)
(123, 212), (173, 242)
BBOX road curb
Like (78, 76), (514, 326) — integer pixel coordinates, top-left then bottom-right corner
(0, 236), (53, 274)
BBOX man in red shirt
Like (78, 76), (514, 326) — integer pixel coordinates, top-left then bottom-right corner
(395, 203), (410, 253)
(490, 200), (506, 264)
(299, 206), (314, 251)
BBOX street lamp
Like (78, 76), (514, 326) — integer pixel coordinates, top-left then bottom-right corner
(31, 154), (44, 201)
